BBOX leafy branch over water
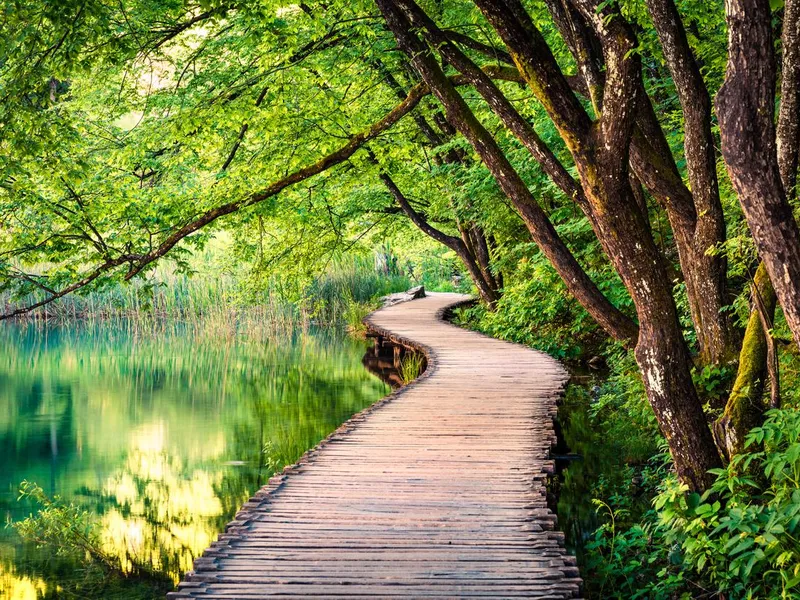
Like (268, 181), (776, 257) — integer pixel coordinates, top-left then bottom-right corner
(12, 481), (167, 582)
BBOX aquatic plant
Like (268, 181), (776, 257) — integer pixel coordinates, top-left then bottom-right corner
(399, 352), (425, 384)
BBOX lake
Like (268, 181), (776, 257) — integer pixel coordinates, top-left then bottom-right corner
(0, 319), (389, 599)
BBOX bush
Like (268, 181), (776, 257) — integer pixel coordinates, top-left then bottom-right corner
(583, 504), (684, 600)
(585, 409), (800, 600)
(656, 409), (800, 599)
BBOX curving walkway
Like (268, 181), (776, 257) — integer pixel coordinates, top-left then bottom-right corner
(168, 292), (582, 599)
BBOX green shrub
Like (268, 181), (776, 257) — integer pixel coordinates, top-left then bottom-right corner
(583, 503), (684, 600)
(656, 409), (800, 599)
(585, 409), (800, 600)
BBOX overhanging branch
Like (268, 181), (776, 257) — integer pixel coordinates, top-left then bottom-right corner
(0, 65), (518, 319)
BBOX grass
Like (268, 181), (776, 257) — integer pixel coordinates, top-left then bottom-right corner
(0, 257), (414, 337)
(304, 257), (411, 325)
(400, 352), (425, 384)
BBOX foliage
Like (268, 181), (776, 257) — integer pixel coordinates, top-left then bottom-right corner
(656, 409), (800, 599)
(454, 265), (602, 360)
(12, 481), (125, 573)
(692, 363), (735, 408)
(583, 505), (683, 600)
(581, 409), (800, 599)
(305, 257), (411, 326)
(3, 0), (800, 597)
(0, 251), (418, 341)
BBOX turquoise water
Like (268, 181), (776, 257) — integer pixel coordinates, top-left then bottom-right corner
(0, 319), (389, 598)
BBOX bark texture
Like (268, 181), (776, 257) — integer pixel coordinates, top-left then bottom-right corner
(474, 0), (722, 489)
(717, 0), (800, 351)
(644, 0), (734, 365)
(544, 0), (735, 365)
(779, 0), (800, 200)
(375, 0), (639, 346)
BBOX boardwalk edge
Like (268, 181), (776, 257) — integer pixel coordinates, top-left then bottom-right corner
(167, 294), (582, 598)
(168, 295), (454, 598)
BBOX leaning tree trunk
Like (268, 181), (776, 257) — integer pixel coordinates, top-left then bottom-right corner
(717, 0), (800, 351)
(714, 0), (800, 457)
(375, 0), (640, 347)
(472, 0), (722, 489)
(376, 169), (501, 306)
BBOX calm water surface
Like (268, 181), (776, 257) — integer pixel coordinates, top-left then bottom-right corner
(0, 319), (389, 599)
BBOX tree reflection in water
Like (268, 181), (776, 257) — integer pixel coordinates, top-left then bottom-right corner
(0, 319), (389, 598)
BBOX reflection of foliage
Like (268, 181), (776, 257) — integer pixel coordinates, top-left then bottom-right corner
(12, 481), (177, 592)
(11, 480), (176, 593)
(1, 320), (389, 597)
(99, 450), (229, 580)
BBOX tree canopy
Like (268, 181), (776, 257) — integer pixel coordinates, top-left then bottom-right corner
(4, 0), (800, 496)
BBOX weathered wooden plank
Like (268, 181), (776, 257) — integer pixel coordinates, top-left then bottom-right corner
(167, 293), (582, 599)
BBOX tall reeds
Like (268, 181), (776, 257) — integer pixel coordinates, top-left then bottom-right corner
(1, 256), (412, 334)
(304, 256), (411, 327)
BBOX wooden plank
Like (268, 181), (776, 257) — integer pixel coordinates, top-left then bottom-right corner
(167, 293), (582, 599)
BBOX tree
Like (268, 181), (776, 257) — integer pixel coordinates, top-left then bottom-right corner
(716, 0), (800, 351)
(3, 0), (800, 491)
(393, 0), (720, 488)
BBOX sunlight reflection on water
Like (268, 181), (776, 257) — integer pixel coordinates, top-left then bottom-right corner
(0, 319), (389, 598)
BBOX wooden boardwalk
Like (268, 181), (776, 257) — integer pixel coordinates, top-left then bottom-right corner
(168, 292), (582, 599)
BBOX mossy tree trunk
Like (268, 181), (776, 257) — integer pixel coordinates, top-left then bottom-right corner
(714, 263), (777, 459)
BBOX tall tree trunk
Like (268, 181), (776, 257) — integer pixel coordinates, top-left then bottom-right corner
(472, 0), (722, 489)
(717, 0), (800, 351)
(715, 0), (800, 455)
(628, 95), (736, 366)
(375, 0), (640, 347)
(779, 0), (800, 201)
(644, 0), (735, 365)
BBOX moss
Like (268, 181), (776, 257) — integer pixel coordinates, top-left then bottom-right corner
(714, 263), (776, 459)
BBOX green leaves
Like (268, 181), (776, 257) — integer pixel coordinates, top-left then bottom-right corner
(583, 407), (800, 599)
(650, 409), (800, 598)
